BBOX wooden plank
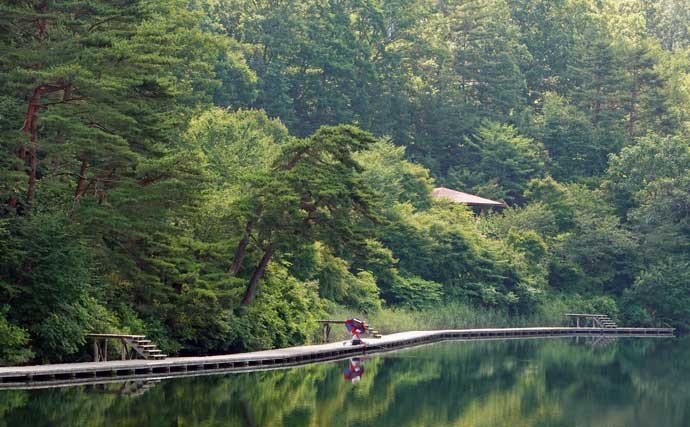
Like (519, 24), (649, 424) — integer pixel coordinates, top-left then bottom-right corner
(86, 334), (146, 339)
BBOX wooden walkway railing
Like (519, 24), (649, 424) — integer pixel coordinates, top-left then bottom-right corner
(87, 334), (166, 362)
(565, 314), (618, 328)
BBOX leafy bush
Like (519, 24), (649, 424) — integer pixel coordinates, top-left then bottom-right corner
(0, 308), (33, 365)
(0, 214), (109, 361)
(622, 258), (690, 330)
(387, 275), (443, 310)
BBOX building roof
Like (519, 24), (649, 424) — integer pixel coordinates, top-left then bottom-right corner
(431, 187), (505, 207)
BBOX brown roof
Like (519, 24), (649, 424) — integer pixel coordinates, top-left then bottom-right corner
(431, 187), (505, 207)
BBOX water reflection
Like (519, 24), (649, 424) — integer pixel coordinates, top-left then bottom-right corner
(343, 357), (365, 383)
(1, 337), (689, 427)
(86, 379), (161, 397)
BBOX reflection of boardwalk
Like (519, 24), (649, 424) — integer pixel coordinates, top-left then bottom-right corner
(0, 327), (673, 389)
(87, 379), (161, 397)
(119, 379), (161, 397)
(589, 336), (617, 348)
(575, 335), (618, 348)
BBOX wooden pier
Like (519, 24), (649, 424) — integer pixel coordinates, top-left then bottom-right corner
(0, 326), (674, 389)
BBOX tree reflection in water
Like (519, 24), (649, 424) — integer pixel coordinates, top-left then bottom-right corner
(1, 337), (689, 427)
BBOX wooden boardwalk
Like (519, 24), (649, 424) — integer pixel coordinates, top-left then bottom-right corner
(0, 326), (674, 389)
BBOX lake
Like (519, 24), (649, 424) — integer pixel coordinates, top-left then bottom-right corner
(1, 336), (688, 426)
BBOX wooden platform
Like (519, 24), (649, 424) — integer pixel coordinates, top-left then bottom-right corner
(0, 326), (674, 389)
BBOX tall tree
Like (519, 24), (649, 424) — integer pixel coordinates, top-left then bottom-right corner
(0, 1), (231, 213)
(447, 121), (547, 204)
(620, 42), (669, 137)
(507, 0), (594, 100)
(228, 125), (379, 305)
(448, 0), (529, 117)
(637, 0), (690, 51)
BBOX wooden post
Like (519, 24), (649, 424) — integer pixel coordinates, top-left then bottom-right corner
(323, 323), (332, 343)
(93, 339), (99, 362)
(121, 338), (127, 360)
(576, 317), (580, 328)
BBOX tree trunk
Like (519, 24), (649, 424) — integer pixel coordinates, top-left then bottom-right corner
(230, 219), (253, 275)
(35, 1), (49, 41)
(26, 138), (38, 207)
(21, 84), (69, 209)
(628, 107), (636, 136)
(592, 85), (602, 124)
(281, 146), (309, 170)
(74, 158), (89, 202)
(22, 87), (44, 207)
(628, 70), (639, 137)
(241, 244), (275, 305)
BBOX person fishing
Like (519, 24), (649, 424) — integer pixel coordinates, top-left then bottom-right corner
(344, 318), (366, 345)
(343, 357), (364, 383)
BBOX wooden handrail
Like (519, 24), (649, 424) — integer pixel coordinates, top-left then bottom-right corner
(87, 333), (146, 339)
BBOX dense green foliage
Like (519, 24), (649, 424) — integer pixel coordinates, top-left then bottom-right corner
(0, 0), (688, 363)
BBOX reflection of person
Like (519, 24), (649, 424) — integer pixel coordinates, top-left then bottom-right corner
(343, 357), (365, 383)
(345, 318), (366, 345)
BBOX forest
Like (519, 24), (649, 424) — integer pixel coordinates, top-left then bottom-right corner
(0, 0), (689, 364)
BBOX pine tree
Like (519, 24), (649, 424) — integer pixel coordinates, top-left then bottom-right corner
(621, 42), (668, 138)
(0, 1), (227, 214)
(448, 0), (528, 117)
(569, 26), (627, 172)
(229, 125), (379, 305)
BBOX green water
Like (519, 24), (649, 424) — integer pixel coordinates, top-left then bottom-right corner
(1, 337), (689, 427)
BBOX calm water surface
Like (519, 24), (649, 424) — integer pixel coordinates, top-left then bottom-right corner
(1, 337), (689, 427)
